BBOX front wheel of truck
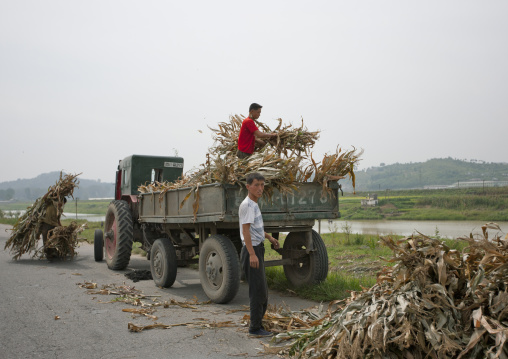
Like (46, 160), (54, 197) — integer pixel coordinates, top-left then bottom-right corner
(104, 200), (133, 270)
(150, 238), (177, 288)
(199, 235), (240, 304)
(283, 230), (328, 287)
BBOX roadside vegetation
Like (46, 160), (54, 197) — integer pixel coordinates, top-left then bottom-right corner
(340, 186), (508, 221)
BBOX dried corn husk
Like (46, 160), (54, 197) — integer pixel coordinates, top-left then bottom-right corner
(270, 223), (508, 359)
(4, 172), (80, 259)
(43, 221), (86, 259)
(139, 116), (362, 216)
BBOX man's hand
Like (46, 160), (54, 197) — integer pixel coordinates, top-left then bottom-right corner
(249, 252), (260, 269)
(266, 234), (280, 250)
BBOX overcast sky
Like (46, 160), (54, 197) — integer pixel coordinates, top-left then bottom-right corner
(1, 1), (507, 183)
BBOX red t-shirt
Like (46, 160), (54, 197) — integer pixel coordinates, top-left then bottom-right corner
(238, 117), (259, 154)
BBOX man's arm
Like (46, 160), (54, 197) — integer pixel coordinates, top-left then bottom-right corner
(253, 130), (277, 139)
(242, 223), (259, 269)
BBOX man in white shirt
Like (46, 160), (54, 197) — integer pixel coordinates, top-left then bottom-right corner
(239, 172), (280, 337)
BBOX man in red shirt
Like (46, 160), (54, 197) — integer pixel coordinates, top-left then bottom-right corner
(237, 103), (277, 159)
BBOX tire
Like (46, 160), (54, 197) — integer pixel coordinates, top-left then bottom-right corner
(104, 200), (133, 270)
(283, 230), (328, 287)
(94, 229), (104, 262)
(150, 238), (178, 288)
(199, 235), (240, 304)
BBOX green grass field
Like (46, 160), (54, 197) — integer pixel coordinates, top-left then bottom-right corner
(339, 186), (508, 221)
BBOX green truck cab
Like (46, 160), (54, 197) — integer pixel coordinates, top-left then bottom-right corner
(115, 154), (184, 200)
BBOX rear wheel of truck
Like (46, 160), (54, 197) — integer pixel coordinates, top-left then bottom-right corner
(150, 238), (177, 288)
(104, 200), (133, 270)
(199, 235), (240, 304)
(283, 230), (328, 287)
(94, 229), (104, 262)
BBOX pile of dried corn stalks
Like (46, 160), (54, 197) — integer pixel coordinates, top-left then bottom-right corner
(270, 223), (508, 359)
(43, 221), (86, 259)
(139, 115), (362, 206)
(209, 115), (320, 158)
(4, 172), (81, 259)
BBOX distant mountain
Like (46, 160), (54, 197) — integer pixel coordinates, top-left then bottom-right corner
(341, 158), (508, 192)
(0, 172), (114, 201)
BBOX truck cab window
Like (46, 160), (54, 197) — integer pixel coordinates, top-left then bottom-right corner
(151, 169), (163, 183)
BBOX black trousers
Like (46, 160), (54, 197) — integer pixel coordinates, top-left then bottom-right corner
(40, 223), (57, 258)
(240, 243), (268, 332)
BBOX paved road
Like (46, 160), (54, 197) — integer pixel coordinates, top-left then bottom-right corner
(0, 224), (317, 359)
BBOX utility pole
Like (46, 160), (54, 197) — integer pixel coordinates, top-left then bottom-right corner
(75, 198), (78, 220)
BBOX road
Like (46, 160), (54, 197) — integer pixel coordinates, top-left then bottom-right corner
(0, 224), (319, 359)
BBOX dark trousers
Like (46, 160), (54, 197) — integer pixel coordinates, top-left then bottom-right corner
(40, 223), (57, 258)
(240, 244), (268, 332)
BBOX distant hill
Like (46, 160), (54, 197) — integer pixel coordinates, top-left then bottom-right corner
(0, 172), (114, 201)
(341, 158), (508, 192)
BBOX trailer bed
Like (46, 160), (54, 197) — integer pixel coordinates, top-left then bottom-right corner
(138, 182), (340, 224)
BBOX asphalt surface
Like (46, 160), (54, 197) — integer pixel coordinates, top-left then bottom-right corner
(0, 224), (318, 359)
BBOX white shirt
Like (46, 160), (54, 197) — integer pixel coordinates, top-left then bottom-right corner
(239, 196), (265, 246)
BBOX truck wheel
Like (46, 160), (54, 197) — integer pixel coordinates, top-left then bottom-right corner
(199, 235), (240, 304)
(150, 238), (177, 288)
(104, 200), (133, 270)
(94, 229), (104, 262)
(283, 230), (328, 287)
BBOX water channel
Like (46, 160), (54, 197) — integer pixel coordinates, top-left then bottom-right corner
(313, 219), (508, 238)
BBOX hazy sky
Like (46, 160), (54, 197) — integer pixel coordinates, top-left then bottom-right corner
(1, 1), (507, 183)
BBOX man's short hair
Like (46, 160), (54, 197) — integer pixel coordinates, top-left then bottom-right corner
(249, 103), (262, 112)
(246, 172), (265, 185)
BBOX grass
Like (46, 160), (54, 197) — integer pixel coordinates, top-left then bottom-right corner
(339, 186), (508, 221)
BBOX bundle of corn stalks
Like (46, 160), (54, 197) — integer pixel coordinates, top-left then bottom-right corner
(4, 172), (80, 259)
(139, 115), (361, 213)
(270, 223), (508, 359)
(43, 221), (86, 259)
(299, 147), (363, 195)
(209, 115), (320, 158)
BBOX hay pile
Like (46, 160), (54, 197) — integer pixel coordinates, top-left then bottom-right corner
(139, 115), (362, 206)
(271, 223), (508, 359)
(4, 172), (82, 259)
(209, 115), (320, 157)
(43, 221), (86, 259)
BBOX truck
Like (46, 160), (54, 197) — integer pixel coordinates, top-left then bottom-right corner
(95, 154), (340, 304)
